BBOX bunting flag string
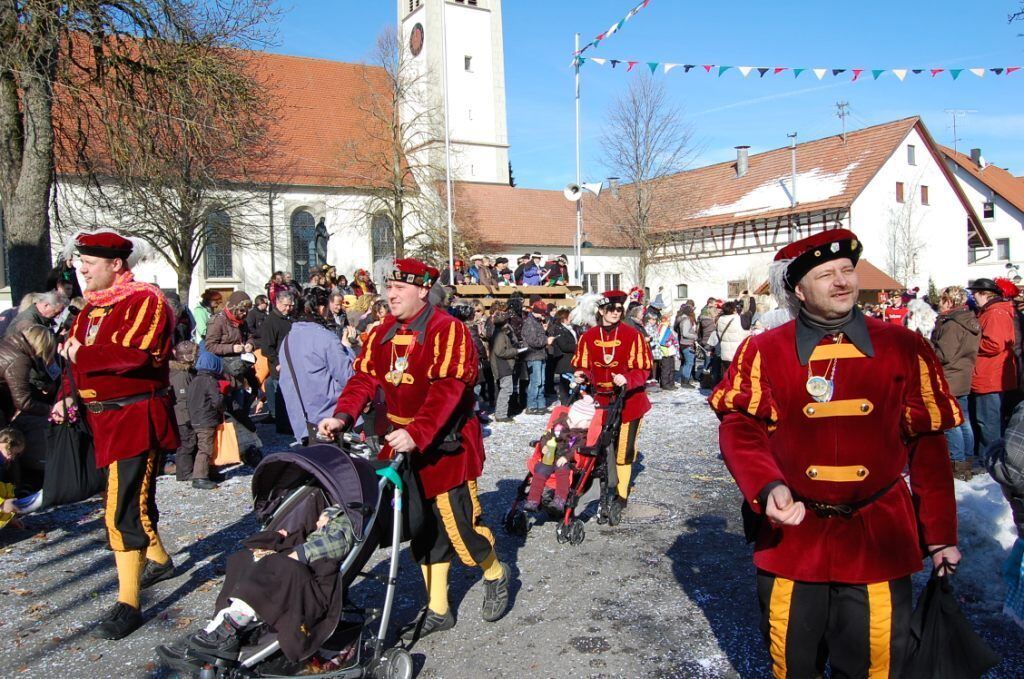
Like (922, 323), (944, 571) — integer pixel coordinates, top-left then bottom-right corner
(573, 0), (653, 64)
(576, 57), (1022, 82)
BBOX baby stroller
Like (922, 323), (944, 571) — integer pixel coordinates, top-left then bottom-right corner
(502, 387), (625, 546)
(155, 442), (417, 679)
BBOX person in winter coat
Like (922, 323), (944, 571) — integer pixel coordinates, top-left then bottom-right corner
(548, 308), (578, 405)
(931, 286), (981, 479)
(4, 290), (67, 338)
(169, 341), (199, 482)
(675, 304), (698, 387)
(278, 311), (356, 446)
(521, 255), (543, 286)
(259, 291), (296, 423)
(186, 352), (227, 490)
(521, 301), (550, 414)
(969, 278), (1019, 459)
(987, 401), (1024, 629)
(489, 306), (519, 422)
(715, 301), (750, 370)
(204, 292), (254, 358)
(192, 289), (222, 342)
(246, 295), (269, 343)
(653, 312), (679, 390)
(0, 326), (57, 425)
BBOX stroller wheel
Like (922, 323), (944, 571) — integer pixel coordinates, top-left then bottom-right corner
(503, 509), (529, 537)
(567, 519), (585, 545)
(378, 647), (414, 679)
(555, 522), (569, 544)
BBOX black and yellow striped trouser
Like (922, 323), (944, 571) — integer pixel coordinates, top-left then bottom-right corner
(614, 419), (643, 465)
(411, 480), (495, 566)
(757, 571), (912, 679)
(105, 450), (161, 551)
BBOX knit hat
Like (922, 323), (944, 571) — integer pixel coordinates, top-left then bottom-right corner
(226, 290), (252, 310)
(195, 351), (223, 374)
(567, 394), (596, 430)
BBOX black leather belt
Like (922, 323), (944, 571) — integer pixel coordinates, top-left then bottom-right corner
(797, 477), (900, 518)
(84, 388), (171, 414)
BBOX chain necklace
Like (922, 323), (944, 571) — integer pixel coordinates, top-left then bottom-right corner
(389, 335), (415, 385)
(806, 333), (843, 403)
(599, 324), (619, 364)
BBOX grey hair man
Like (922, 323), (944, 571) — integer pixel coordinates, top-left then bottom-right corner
(5, 289), (69, 337)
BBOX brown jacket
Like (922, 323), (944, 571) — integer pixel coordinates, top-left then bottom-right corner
(931, 306), (981, 397)
(204, 311), (248, 356)
(0, 334), (52, 420)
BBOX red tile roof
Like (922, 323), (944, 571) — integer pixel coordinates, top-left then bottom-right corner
(939, 145), (1024, 216)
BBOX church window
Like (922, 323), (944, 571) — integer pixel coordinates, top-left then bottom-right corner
(204, 210), (233, 279)
(290, 209), (316, 282)
(371, 213), (396, 265)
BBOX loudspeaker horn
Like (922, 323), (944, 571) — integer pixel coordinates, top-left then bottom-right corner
(563, 183), (583, 201)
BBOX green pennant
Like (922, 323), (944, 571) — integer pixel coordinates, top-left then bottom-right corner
(950, 69), (963, 80)
(871, 69), (884, 80)
(793, 68), (805, 78)
(718, 65), (731, 76)
(647, 62), (659, 74)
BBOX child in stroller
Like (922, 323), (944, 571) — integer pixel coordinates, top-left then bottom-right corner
(522, 394), (597, 513)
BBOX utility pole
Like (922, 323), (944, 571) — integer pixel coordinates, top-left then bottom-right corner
(835, 101), (850, 144)
(787, 133), (798, 208)
(944, 109), (977, 155)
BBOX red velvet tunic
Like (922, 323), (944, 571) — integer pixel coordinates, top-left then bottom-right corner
(571, 321), (652, 423)
(333, 304), (484, 499)
(65, 285), (179, 468)
(710, 317), (961, 584)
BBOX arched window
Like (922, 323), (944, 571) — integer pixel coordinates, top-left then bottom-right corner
(204, 210), (233, 279)
(290, 209), (316, 282)
(371, 213), (396, 264)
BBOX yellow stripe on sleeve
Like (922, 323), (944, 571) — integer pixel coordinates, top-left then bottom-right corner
(121, 297), (151, 347)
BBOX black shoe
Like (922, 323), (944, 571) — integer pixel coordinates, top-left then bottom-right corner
(155, 641), (204, 674)
(481, 562), (511, 622)
(607, 496), (627, 527)
(90, 602), (143, 640)
(188, 616), (244, 661)
(493, 417), (515, 423)
(399, 607), (455, 642)
(192, 478), (218, 490)
(140, 558), (175, 589)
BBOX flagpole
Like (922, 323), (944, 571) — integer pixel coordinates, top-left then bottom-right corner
(441, 1), (455, 281)
(574, 32), (583, 286)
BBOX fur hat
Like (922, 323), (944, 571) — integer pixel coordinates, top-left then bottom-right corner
(570, 293), (603, 328)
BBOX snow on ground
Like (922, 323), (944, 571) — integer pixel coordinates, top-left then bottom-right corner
(0, 387), (1021, 678)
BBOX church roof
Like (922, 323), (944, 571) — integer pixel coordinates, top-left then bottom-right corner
(939, 145), (1024, 216)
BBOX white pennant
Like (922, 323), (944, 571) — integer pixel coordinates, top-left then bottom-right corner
(591, 58), (607, 66)
(813, 68), (827, 80)
(969, 68), (985, 78)
(738, 66), (753, 78)
(892, 69), (907, 81)
(663, 63), (680, 74)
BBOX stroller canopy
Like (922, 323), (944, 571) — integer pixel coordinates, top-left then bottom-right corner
(252, 445), (380, 537)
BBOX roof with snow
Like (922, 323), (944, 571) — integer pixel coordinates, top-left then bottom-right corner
(940, 145), (1024, 216)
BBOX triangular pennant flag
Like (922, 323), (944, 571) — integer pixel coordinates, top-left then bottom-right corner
(1008, 66), (1021, 75)
(757, 67), (770, 78)
(969, 68), (985, 78)
(774, 67), (787, 74)
(851, 69), (864, 82)
(911, 69), (923, 75)
(930, 68), (945, 77)
(872, 69), (885, 80)
(738, 66), (753, 77)
(832, 68), (846, 76)
(793, 68), (805, 78)
(718, 65), (732, 76)
(591, 58), (607, 66)
(703, 64), (714, 73)
(684, 64), (695, 72)
(893, 69), (907, 81)
(992, 68), (1004, 75)
(813, 68), (827, 80)
(664, 63), (679, 74)
(950, 69), (963, 80)
(647, 62), (659, 74)
(610, 60), (621, 68)
(626, 61), (638, 72)
(577, 57), (587, 65)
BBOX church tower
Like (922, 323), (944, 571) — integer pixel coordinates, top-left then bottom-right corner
(399, 0), (510, 185)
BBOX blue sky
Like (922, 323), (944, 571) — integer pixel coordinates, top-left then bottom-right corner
(274, 1), (1024, 189)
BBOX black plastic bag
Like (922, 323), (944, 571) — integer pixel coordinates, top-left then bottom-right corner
(39, 419), (105, 510)
(902, 569), (1001, 678)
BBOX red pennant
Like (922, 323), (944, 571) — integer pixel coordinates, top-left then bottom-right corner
(930, 68), (945, 77)
(852, 69), (864, 82)
(1008, 66), (1021, 75)
(626, 61), (638, 72)
(703, 64), (714, 72)
(774, 67), (787, 74)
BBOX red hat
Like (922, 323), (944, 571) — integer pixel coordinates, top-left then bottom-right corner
(598, 289), (628, 307)
(531, 300), (548, 313)
(75, 231), (134, 260)
(774, 228), (862, 290)
(994, 277), (1020, 299)
(389, 258), (439, 288)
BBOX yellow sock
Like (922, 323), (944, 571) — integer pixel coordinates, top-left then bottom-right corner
(114, 550), (144, 608)
(144, 534), (170, 565)
(616, 463), (632, 500)
(480, 550), (504, 581)
(421, 562), (451, 615)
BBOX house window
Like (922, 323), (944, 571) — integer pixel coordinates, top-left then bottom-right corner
(676, 284), (689, 299)
(983, 201), (995, 219)
(907, 144), (916, 165)
(920, 185), (929, 205)
(998, 238), (1011, 261)
(896, 182), (904, 203)
(290, 209), (316, 282)
(464, 55), (472, 71)
(582, 273), (598, 293)
(727, 280), (746, 298)
(204, 210), (233, 279)
(603, 273), (620, 292)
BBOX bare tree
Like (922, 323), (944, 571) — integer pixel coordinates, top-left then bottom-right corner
(884, 181), (924, 285)
(600, 75), (698, 289)
(404, 181), (491, 267)
(1010, 3), (1024, 22)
